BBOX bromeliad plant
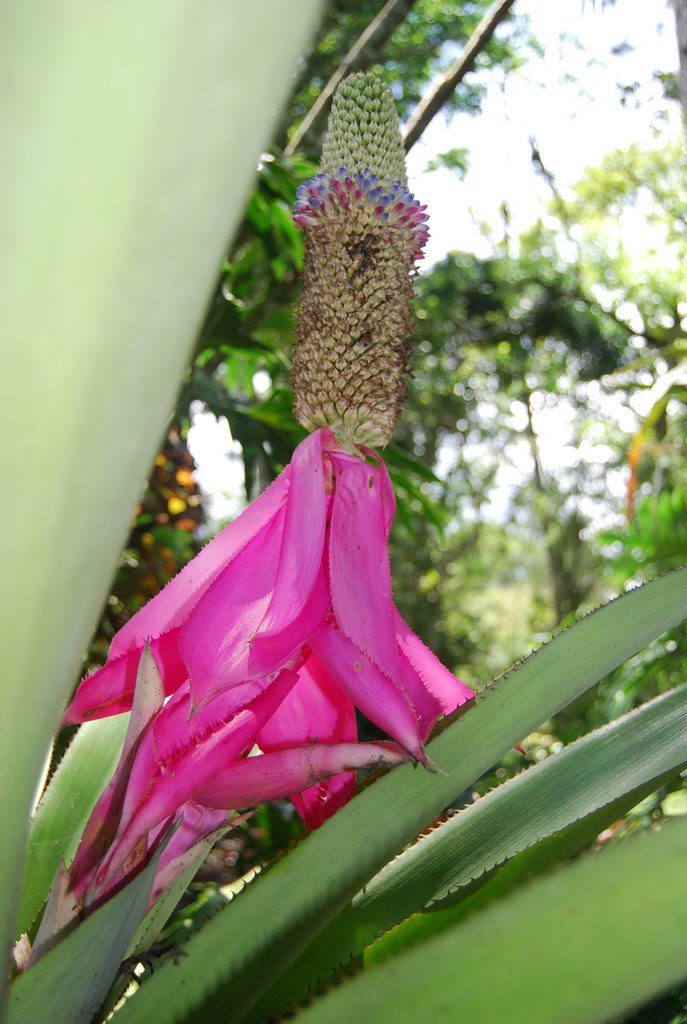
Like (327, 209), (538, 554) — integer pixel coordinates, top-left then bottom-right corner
(28, 71), (470, 955)
(8, 58), (687, 1024)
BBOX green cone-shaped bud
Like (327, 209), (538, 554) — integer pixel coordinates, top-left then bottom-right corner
(292, 72), (428, 448)
(320, 74), (408, 189)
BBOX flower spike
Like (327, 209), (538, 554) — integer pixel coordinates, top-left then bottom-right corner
(291, 72), (429, 448)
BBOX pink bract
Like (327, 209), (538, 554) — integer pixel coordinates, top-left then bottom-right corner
(65, 428), (473, 825)
(67, 647), (409, 913)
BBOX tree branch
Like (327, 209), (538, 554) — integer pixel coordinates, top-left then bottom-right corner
(403, 0), (517, 152)
(285, 0), (418, 158)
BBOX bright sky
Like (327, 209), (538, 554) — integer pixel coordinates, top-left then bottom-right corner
(189, 0), (682, 521)
(408, 0), (680, 264)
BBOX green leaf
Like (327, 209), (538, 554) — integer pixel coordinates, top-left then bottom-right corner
(295, 818), (687, 1024)
(110, 569), (687, 1024)
(9, 834), (166, 1024)
(365, 771), (677, 964)
(17, 716), (129, 939)
(387, 470), (446, 533)
(0, 0), (323, 974)
(248, 682), (687, 1019)
(383, 444), (441, 484)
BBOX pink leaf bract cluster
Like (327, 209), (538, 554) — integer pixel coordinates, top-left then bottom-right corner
(64, 429), (472, 907)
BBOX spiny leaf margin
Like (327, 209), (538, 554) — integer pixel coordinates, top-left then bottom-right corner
(247, 682), (687, 1020)
(295, 817), (687, 1024)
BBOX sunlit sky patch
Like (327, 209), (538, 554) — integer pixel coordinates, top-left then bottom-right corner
(407, 0), (679, 265)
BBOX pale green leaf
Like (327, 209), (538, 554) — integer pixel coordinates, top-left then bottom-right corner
(9, 835), (165, 1024)
(99, 820), (239, 1022)
(17, 716), (129, 938)
(128, 819), (240, 960)
(367, 772), (679, 964)
(0, 0), (323, 973)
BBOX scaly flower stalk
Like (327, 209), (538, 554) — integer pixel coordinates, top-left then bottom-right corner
(292, 73), (429, 447)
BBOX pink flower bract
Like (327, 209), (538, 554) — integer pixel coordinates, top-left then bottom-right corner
(65, 647), (408, 914)
(65, 428), (473, 822)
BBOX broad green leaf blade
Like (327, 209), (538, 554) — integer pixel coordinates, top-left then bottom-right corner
(367, 772), (674, 964)
(17, 716), (129, 938)
(247, 682), (687, 1020)
(9, 840), (163, 1024)
(111, 568), (687, 1024)
(409, 682), (687, 910)
(296, 818), (687, 1024)
(387, 470), (446, 532)
(0, 0), (323, 974)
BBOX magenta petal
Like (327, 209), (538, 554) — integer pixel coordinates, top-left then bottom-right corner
(148, 801), (229, 909)
(180, 507), (286, 706)
(70, 647), (166, 897)
(182, 434), (331, 706)
(310, 624), (424, 759)
(63, 628), (188, 725)
(154, 801), (228, 868)
(121, 674), (291, 829)
(195, 742), (409, 810)
(292, 774), (355, 830)
(65, 470), (290, 724)
(256, 653), (358, 829)
(395, 611), (474, 716)
(257, 652), (357, 750)
(329, 451), (399, 675)
(110, 468), (290, 659)
(63, 654), (138, 726)
(247, 566), (330, 680)
(257, 429), (327, 639)
(100, 669), (300, 879)
(361, 446), (396, 537)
